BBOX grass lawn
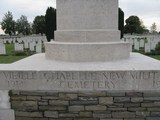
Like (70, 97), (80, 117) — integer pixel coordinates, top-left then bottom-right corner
(148, 55), (160, 60)
(0, 55), (27, 63)
(0, 44), (31, 64)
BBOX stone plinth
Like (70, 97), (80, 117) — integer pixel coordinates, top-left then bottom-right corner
(0, 53), (160, 91)
(45, 42), (130, 62)
(45, 0), (130, 62)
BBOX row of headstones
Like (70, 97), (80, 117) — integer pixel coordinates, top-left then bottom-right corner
(0, 36), (47, 55)
(123, 35), (160, 53)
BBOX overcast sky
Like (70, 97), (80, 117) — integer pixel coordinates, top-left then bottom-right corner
(0, 0), (160, 34)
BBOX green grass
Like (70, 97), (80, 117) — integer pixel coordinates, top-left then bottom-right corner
(5, 44), (14, 55)
(0, 55), (27, 63)
(0, 44), (31, 64)
(148, 55), (160, 60)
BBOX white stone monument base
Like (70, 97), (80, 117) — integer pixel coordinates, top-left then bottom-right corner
(45, 42), (130, 62)
(0, 109), (15, 120)
(0, 53), (160, 91)
(55, 30), (121, 42)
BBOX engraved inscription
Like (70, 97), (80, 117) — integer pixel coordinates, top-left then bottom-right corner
(3, 71), (37, 80)
(7, 81), (24, 88)
(0, 71), (159, 90)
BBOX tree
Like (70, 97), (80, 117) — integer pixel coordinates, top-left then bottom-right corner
(1, 11), (16, 36)
(155, 42), (160, 54)
(45, 7), (56, 42)
(124, 16), (145, 35)
(118, 8), (124, 39)
(150, 22), (157, 33)
(32, 15), (46, 35)
(16, 15), (31, 35)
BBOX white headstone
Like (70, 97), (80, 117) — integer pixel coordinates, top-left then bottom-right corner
(145, 42), (151, 53)
(140, 39), (144, 48)
(29, 42), (36, 51)
(14, 43), (24, 51)
(36, 42), (42, 53)
(0, 43), (6, 55)
(134, 39), (140, 50)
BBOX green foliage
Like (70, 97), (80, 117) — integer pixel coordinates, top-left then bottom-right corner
(0, 55), (27, 63)
(155, 42), (160, 54)
(118, 8), (124, 39)
(150, 22), (157, 33)
(1, 11), (16, 36)
(16, 15), (31, 35)
(124, 16), (145, 35)
(32, 15), (46, 35)
(45, 7), (56, 42)
(149, 55), (160, 60)
(5, 43), (14, 55)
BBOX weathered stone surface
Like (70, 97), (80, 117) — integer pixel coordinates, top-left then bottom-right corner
(15, 111), (43, 117)
(78, 92), (106, 97)
(114, 97), (130, 103)
(39, 106), (66, 111)
(44, 111), (58, 118)
(70, 100), (98, 105)
(147, 108), (160, 111)
(49, 100), (69, 105)
(16, 117), (48, 120)
(101, 119), (123, 120)
(42, 96), (58, 100)
(124, 103), (140, 107)
(124, 119), (144, 120)
(11, 96), (26, 101)
(141, 103), (154, 107)
(128, 107), (146, 111)
(112, 112), (135, 118)
(144, 92), (160, 97)
(93, 111), (111, 118)
(108, 108), (127, 111)
(146, 117), (160, 120)
(74, 118), (99, 120)
(0, 109), (15, 120)
(69, 106), (84, 111)
(59, 113), (79, 118)
(20, 91), (58, 96)
(12, 101), (37, 110)
(136, 111), (150, 117)
(85, 105), (106, 111)
(106, 92), (125, 97)
(79, 97), (98, 101)
(144, 97), (160, 101)
(126, 92), (143, 97)
(38, 101), (48, 106)
(131, 97), (143, 102)
(151, 112), (160, 117)
(27, 96), (41, 100)
(59, 93), (78, 100)
(79, 112), (92, 117)
(99, 97), (113, 105)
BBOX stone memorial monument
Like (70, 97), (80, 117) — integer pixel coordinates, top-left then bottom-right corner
(0, 0), (160, 119)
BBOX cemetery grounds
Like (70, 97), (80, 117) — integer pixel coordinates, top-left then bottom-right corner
(0, 44), (30, 63)
(0, 44), (160, 64)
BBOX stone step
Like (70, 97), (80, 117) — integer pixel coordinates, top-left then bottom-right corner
(45, 41), (130, 62)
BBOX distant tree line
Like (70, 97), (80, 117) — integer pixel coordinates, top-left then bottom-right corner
(0, 7), (56, 42)
(0, 7), (158, 41)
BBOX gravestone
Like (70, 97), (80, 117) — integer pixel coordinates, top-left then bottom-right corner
(134, 38), (140, 50)
(0, 0), (160, 120)
(36, 42), (42, 53)
(14, 43), (24, 51)
(29, 41), (36, 51)
(0, 43), (6, 55)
